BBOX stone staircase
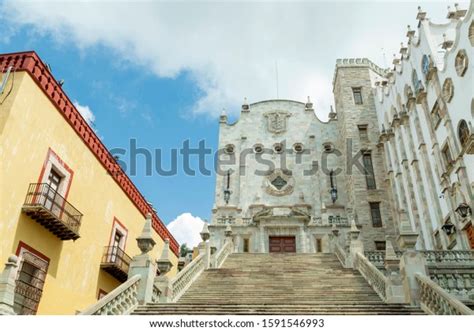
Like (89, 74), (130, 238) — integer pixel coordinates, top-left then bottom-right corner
(134, 253), (423, 315)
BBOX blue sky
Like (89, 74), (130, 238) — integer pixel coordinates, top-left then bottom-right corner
(0, 0), (462, 246)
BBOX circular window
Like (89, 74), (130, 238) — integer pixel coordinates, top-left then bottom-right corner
(455, 50), (469, 77)
(293, 143), (304, 153)
(253, 144), (263, 154)
(273, 143), (283, 154)
(323, 143), (334, 153)
(224, 144), (235, 154)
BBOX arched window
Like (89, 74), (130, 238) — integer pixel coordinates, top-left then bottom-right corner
(458, 120), (470, 147)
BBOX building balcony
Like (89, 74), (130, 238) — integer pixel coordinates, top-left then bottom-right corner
(100, 246), (131, 282)
(22, 183), (82, 240)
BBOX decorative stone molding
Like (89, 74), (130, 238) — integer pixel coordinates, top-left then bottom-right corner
(265, 169), (294, 196)
(264, 111), (291, 134)
(442, 78), (454, 103)
(455, 50), (469, 77)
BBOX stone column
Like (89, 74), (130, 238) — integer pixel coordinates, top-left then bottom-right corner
(154, 239), (174, 303)
(128, 213), (158, 305)
(0, 255), (19, 315)
(397, 219), (428, 306)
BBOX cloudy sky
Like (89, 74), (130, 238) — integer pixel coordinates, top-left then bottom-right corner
(0, 0), (465, 247)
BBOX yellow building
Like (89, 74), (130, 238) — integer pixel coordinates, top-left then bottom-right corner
(0, 51), (179, 314)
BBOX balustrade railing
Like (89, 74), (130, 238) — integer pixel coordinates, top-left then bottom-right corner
(416, 273), (473, 315)
(79, 274), (141, 315)
(365, 250), (474, 268)
(214, 241), (233, 268)
(334, 243), (347, 266)
(170, 254), (205, 302)
(429, 272), (474, 301)
(422, 250), (474, 264)
(354, 252), (387, 301)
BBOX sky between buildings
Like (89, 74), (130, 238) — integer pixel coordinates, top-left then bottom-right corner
(0, 0), (468, 247)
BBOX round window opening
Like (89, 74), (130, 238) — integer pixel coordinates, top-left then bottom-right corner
(293, 143), (304, 153)
(323, 143), (334, 153)
(224, 144), (235, 154)
(274, 143), (283, 154)
(254, 144), (263, 154)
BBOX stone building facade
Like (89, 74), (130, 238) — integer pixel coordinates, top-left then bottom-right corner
(209, 59), (397, 253)
(374, 4), (474, 250)
(210, 3), (474, 254)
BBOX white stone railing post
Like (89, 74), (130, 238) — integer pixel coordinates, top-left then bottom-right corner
(383, 240), (406, 304)
(348, 219), (364, 268)
(397, 219), (428, 306)
(154, 238), (174, 303)
(0, 255), (19, 315)
(128, 213), (158, 305)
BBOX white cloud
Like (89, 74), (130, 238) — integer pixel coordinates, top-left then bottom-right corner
(1, 1), (464, 119)
(73, 100), (95, 125)
(167, 212), (205, 249)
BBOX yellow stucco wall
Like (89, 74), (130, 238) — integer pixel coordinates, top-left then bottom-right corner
(0, 72), (178, 314)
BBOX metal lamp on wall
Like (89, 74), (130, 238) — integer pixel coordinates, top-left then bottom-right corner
(329, 169), (338, 203)
(455, 202), (472, 218)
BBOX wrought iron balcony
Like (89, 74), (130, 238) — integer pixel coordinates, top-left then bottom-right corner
(100, 246), (132, 282)
(22, 183), (82, 240)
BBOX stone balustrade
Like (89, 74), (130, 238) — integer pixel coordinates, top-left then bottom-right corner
(214, 241), (233, 268)
(354, 252), (387, 301)
(170, 254), (205, 302)
(415, 273), (473, 315)
(429, 272), (474, 303)
(365, 250), (474, 268)
(79, 274), (141, 315)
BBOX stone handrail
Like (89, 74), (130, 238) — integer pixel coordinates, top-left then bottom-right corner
(214, 241), (233, 268)
(170, 253), (205, 302)
(415, 273), (473, 315)
(334, 243), (347, 266)
(79, 274), (141, 315)
(354, 252), (387, 301)
(422, 250), (474, 264)
(365, 250), (474, 268)
(365, 250), (403, 267)
(429, 271), (474, 302)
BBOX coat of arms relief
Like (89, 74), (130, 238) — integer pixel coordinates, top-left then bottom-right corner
(264, 111), (291, 134)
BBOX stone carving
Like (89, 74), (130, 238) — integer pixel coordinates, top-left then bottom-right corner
(354, 252), (387, 302)
(265, 169), (294, 196)
(442, 78), (454, 103)
(264, 111), (291, 134)
(455, 50), (469, 77)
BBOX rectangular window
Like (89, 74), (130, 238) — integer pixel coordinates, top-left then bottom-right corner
(466, 224), (474, 249)
(431, 102), (442, 128)
(370, 202), (382, 228)
(243, 238), (249, 253)
(358, 125), (369, 141)
(363, 153), (377, 189)
(442, 144), (453, 169)
(14, 244), (49, 315)
(374, 241), (386, 251)
(352, 87), (363, 105)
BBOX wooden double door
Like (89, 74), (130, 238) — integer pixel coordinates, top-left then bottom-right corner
(269, 236), (296, 253)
